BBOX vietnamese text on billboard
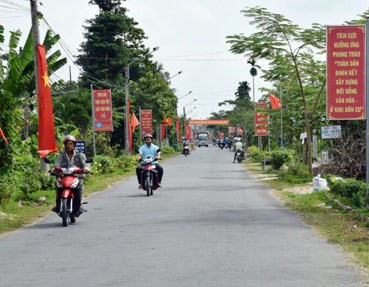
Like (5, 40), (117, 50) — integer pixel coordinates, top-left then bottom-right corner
(93, 89), (113, 132)
(254, 103), (269, 136)
(140, 110), (152, 136)
(326, 25), (366, 120)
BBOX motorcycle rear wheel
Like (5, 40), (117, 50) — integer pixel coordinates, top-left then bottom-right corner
(61, 198), (68, 227)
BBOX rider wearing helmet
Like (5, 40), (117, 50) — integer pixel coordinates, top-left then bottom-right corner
(232, 138), (244, 163)
(52, 135), (90, 215)
(136, 134), (163, 189)
(182, 136), (190, 146)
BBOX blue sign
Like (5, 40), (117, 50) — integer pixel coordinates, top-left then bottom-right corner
(76, 141), (86, 154)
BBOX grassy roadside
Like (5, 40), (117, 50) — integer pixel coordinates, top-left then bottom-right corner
(0, 151), (179, 236)
(3, 155), (369, 277)
(245, 161), (369, 276)
(0, 168), (133, 236)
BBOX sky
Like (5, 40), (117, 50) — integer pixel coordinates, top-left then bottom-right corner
(0, 0), (368, 119)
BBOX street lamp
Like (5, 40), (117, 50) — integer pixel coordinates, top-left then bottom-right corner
(187, 106), (197, 114)
(178, 90), (192, 100)
(169, 71), (183, 80)
(183, 98), (197, 107)
(124, 46), (159, 154)
(182, 99), (197, 140)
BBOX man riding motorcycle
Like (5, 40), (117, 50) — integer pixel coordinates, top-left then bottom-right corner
(182, 136), (190, 155)
(52, 135), (90, 216)
(232, 138), (244, 163)
(136, 134), (163, 189)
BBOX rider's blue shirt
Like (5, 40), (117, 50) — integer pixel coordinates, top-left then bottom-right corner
(139, 143), (160, 164)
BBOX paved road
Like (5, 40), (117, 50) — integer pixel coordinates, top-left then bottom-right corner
(0, 146), (366, 286)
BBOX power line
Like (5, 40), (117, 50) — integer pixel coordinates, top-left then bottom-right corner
(0, 0), (29, 12)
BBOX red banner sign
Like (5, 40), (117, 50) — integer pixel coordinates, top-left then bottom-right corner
(254, 103), (269, 136)
(187, 120), (230, 125)
(327, 25), (366, 120)
(140, 110), (153, 136)
(93, 89), (113, 132)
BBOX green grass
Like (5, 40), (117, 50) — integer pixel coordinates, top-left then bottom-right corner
(0, 152), (179, 236)
(0, 170), (130, 236)
(279, 190), (369, 270)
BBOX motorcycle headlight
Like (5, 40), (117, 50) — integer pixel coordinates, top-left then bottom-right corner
(70, 178), (79, 188)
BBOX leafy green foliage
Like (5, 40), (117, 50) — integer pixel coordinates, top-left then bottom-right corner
(0, 175), (16, 204)
(247, 145), (265, 162)
(270, 149), (291, 170)
(327, 176), (369, 208)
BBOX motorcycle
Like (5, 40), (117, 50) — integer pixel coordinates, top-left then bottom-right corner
(235, 149), (243, 163)
(139, 150), (160, 196)
(182, 143), (190, 156)
(45, 157), (93, 227)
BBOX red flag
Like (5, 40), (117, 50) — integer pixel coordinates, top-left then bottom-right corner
(161, 123), (166, 140)
(185, 125), (191, 139)
(131, 113), (140, 132)
(269, 93), (281, 109)
(0, 127), (9, 144)
(162, 117), (173, 126)
(176, 119), (181, 142)
(37, 44), (58, 158)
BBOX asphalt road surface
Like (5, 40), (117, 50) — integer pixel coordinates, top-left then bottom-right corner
(0, 145), (366, 287)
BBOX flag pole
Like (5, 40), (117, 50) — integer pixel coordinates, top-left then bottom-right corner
(280, 89), (284, 148)
(139, 108), (142, 146)
(91, 85), (96, 157)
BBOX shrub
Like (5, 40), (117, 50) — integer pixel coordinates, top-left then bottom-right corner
(160, 145), (175, 155)
(0, 174), (16, 204)
(327, 177), (369, 208)
(270, 149), (290, 170)
(247, 145), (264, 162)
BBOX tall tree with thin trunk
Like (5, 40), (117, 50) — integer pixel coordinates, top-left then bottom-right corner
(227, 6), (326, 174)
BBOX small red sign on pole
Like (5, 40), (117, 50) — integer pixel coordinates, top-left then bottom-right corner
(93, 89), (113, 132)
(254, 103), (269, 136)
(326, 25), (366, 120)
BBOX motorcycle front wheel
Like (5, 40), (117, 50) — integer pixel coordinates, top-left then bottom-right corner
(145, 174), (151, 196)
(61, 198), (68, 227)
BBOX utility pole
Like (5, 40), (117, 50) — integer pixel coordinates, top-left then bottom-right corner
(30, 0), (40, 89)
(30, 0), (48, 172)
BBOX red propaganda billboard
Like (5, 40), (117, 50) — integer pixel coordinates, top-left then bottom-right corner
(140, 110), (153, 136)
(254, 103), (269, 136)
(93, 89), (113, 132)
(327, 25), (366, 120)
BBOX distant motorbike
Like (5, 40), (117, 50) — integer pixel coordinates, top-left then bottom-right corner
(138, 150), (160, 196)
(182, 143), (190, 156)
(235, 150), (244, 163)
(45, 157), (92, 227)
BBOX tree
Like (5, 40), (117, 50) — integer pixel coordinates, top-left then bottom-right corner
(227, 6), (326, 174)
(76, 0), (148, 87)
(76, 0), (165, 150)
(0, 26), (67, 167)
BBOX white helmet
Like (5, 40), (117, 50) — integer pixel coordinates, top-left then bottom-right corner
(63, 135), (76, 145)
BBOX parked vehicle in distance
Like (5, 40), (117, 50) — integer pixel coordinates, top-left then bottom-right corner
(197, 132), (209, 147)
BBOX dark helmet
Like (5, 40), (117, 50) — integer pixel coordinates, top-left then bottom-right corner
(63, 135), (77, 145)
(143, 134), (153, 140)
